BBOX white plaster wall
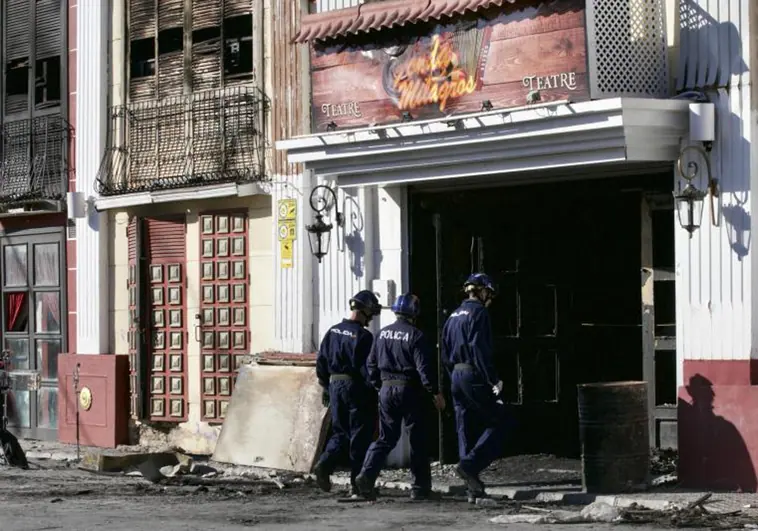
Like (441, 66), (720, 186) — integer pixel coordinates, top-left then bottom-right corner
(270, 174), (315, 353)
(673, 0), (755, 385)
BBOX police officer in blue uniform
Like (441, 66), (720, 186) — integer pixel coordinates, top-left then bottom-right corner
(313, 290), (382, 495)
(354, 294), (446, 500)
(442, 273), (506, 502)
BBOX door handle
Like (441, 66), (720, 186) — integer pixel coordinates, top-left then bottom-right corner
(194, 313), (202, 342)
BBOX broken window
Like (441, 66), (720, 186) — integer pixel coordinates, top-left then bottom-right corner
(130, 38), (156, 78)
(6, 58), (29, 97)
(193, 26), (220, 45)
(158, 27), (183, 55)
(223, 15), (252, 77)
(35, 56), (61, 106)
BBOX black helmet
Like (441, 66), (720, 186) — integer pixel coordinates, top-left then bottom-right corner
(349, 290), (382, 316)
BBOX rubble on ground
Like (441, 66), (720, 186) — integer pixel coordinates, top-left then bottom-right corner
(491, 493), (758, 528)
(651, 447), (678, 476)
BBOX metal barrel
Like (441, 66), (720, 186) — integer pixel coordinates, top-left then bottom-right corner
(577, 381), (650, 494)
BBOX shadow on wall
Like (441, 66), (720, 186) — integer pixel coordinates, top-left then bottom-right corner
(342, 195), (365, 278)
(678, 1), (751, 261)
(678, 374), (757, 492)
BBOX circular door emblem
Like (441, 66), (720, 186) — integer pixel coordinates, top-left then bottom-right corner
(79, 387), (93, 411)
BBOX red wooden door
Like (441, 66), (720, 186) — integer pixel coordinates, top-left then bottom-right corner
(128, 216), (188, 422)
(197, 212), (249, 422)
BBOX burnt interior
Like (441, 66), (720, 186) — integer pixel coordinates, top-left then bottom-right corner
(410, 173), (676, 460)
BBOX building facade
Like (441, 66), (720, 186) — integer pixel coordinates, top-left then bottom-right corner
(52, 0), (309, 451)
(276, 0), (758, 489)
(0, 0), (73, 441)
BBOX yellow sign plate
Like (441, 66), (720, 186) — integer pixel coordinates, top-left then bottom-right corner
(278, 220), (296, 241)
(278, 199), (297, 221)
(280, 239), (293, 268)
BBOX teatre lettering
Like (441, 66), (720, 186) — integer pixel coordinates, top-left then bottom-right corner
(321, 101), (363, 119)
(393, 34), (477, 112)
(522, 72), (578, 91)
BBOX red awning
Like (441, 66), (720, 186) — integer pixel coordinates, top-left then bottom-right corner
(294, 0), (516, 44)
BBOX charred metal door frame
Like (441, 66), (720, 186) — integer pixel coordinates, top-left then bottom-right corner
(0, 227), (67, 441)
(128, 217), (149, 420)
(641, 193), (677, 448)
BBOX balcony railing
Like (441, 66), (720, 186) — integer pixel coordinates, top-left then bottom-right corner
(0, 116), (73, 208)
(95, 86), (270, 196)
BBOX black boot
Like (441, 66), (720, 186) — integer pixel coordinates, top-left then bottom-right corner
(313, 462), (332, 493)
(354, 473), (377, 500)
(455, 464), (484, 500)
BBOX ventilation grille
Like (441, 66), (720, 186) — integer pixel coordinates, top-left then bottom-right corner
(586, 0), (669, 98)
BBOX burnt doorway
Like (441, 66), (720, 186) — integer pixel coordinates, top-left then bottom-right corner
(0, 230), (66, 441)
(410, 175), (669, 460)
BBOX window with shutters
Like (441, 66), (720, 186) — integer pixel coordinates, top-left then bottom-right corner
(223, 15), (252, 78)
(0, 0), (71, 208)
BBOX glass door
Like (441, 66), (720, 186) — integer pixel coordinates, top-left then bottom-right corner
(1, 233), (64, 441)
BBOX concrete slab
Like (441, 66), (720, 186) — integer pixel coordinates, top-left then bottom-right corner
(212, 363), (327, 473)
(79, 451), (181, 473)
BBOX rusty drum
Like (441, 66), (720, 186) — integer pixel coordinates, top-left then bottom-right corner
(577, 381), (650, 494)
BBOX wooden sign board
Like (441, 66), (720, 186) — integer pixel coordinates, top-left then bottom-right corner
(311, 0), (588, 131)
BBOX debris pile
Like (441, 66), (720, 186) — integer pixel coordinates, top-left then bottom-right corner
(650, 447), (678, 476)
(491, 493), (758, 528)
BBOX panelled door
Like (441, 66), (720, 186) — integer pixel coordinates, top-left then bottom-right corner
(0, 232), (65, 440)
(197, 212), (249, 423)
(138, 217), (188, 422)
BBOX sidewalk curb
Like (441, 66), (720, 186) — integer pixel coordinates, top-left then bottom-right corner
(330, 474), (680, 511)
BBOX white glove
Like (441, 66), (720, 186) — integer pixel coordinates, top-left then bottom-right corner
(492, 380), (503, 396)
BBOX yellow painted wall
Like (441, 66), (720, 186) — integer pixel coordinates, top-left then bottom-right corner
(108, 194), (273, 452)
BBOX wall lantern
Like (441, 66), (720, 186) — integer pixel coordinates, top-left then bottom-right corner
(674, 145), (719, 235)
(305, 184), (344, 263)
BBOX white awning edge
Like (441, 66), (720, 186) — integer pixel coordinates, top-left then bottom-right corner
(275, 98), (690, 189)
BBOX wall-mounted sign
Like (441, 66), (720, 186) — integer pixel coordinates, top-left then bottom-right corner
(280, 240), (294, 269)
(311, 0), (588, 130)
(278, 220), (296, 241)
(278, 199), (297, 221)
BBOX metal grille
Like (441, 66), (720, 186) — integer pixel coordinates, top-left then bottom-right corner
(198, 212), (249, 422)
(585, 0), (669, 98)
(96, 86), (270, 196)
(0, 116), (73, 205)
(127, 218), (140, 419)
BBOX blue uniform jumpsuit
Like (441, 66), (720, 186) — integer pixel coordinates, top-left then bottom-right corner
(315, 319), (377, 489)
(442, 298), (506, 479)
(359, 319), (436, 494)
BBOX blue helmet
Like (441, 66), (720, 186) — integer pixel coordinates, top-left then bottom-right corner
(391, 293), (420, 318)
(349, 290), (382, 316)
(463, 273), (495, 293)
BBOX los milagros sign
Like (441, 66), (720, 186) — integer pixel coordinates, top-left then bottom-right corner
(311, 0), (588, 130)
(392, 34), (478, 113)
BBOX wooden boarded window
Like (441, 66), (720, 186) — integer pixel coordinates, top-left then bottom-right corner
(3, 0), (64, 116)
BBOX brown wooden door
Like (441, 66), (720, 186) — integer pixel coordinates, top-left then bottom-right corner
(129, 216), (188, 422)
(197, 212), (249, 423)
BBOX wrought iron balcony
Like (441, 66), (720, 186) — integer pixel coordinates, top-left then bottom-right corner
(0, 116), (73, 209)
(96, 86), (270, 196)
